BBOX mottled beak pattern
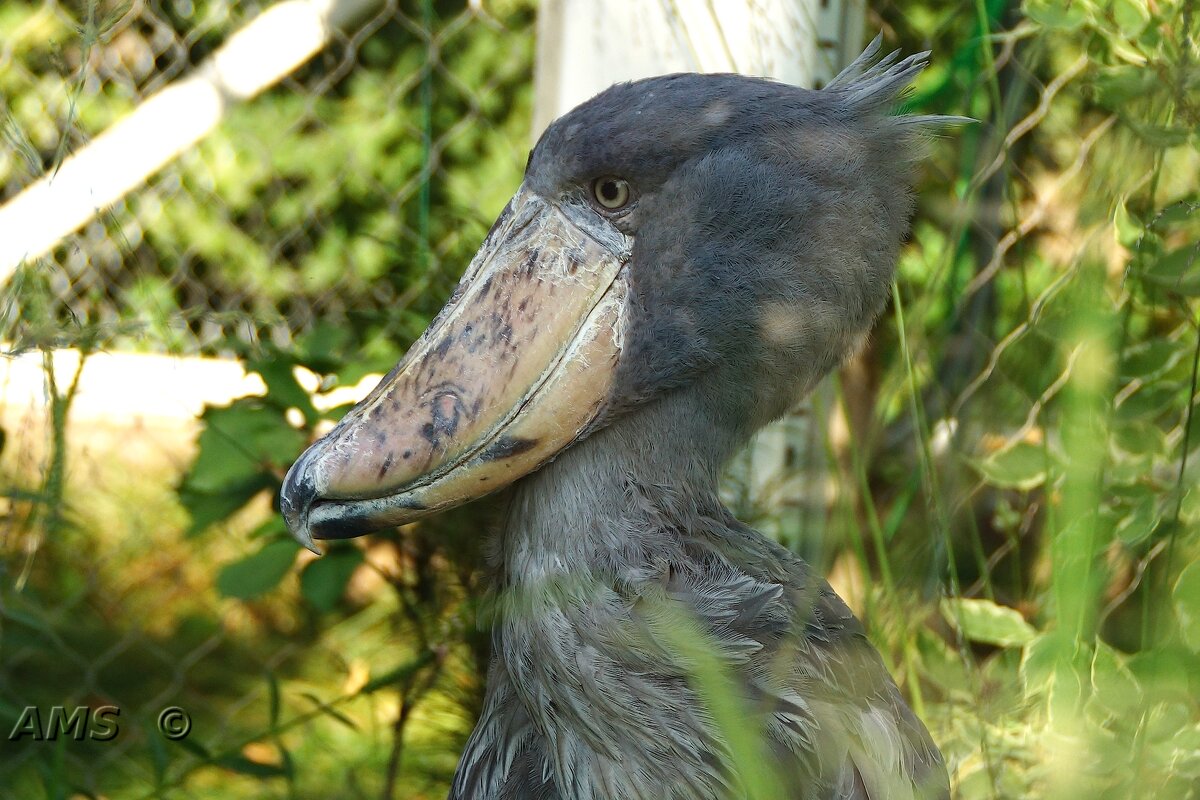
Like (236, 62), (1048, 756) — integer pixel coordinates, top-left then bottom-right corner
(281, 187), (631, 552)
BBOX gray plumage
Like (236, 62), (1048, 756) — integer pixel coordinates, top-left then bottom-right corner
(449, 40), (951, 800)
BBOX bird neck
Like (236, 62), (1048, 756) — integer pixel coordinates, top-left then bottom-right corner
(497, 386), (743, 589)
(482, 387), (780, 791)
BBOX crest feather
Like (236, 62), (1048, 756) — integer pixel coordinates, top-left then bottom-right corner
(828, 34), (972, 128)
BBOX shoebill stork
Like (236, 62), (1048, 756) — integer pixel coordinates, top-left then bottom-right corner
(281, 40), (951, 800)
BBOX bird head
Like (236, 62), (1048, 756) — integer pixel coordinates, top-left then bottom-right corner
(281, 40), (949, 552)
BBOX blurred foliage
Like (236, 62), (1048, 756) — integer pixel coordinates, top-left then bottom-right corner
(2, 0), (533, 355)
(869, 0), (1200, 796)
(2, 0), (1199, 797)
(3, 0), (529, 797)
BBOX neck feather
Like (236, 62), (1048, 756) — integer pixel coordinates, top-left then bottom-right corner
(469, 387), (798, 799)
(497, 387), (744, 587)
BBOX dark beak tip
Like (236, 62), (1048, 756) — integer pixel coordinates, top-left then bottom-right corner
(280, 452), (323, 555)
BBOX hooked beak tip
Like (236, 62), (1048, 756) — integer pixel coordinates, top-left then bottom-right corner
(281, 453), (324, 556)
(294, 526), (323, 557)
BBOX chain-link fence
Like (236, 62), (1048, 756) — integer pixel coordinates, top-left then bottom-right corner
(3, 0), (534, 354)
(3, 2), (536, 797)
(2, 0), (1199, 798)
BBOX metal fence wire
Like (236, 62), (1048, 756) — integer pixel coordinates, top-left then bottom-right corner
(3, 0), (536, 354)
(2, 0), (1199, 798)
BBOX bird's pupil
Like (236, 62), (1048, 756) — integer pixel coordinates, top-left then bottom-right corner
(602, 182), (618, 200)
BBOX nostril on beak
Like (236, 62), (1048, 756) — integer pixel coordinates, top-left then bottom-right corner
(281, 448), (323, 555)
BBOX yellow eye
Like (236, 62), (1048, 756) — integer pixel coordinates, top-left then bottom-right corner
(592, 176), (631, 210)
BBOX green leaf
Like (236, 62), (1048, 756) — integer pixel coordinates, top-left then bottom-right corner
(1143, 702), (1193, 744)
(179, 479), (271, 538)
(1121, 117), (1198, 148)
(248, 515), (290, 542)
(294, 322), (354, 374)
(216, 540), (298, 600)
(320, 705), (360, 730)
(186, 401), (306, 494)
(1113, 490), (1160, 545)
(1128, 648), (1195, 703)
(1112, 419), (1168, 458)
(1119, 339), (1187, 381)
(1174, 561), (1200, 652)
(1180, 487), (1200, 524)
(248, 354), (318, 425)
(1153, 200), (1198, 228)
(1141, 245), (1200, 295)
(1110, 0), (1149, 37)
(1021, 633), (1088, 709)
(1093, 65), (1162, 111)
(180, 399), (307, 534)
(1116, 382), (1184, 421)
(1114, 199), (1143, 248)
(299, 547), (364, 612)
(1020, 632), (1065, 694)
(974, 441), (1049, 490)
(1024, 0), (1091, 30)
(1091, 640), (1143, 715)
(942, 597), (1038, 648)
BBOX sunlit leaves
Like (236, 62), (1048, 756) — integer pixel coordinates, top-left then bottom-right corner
(1110, 487), (1160, 544)
(1020, 632), (1087, 706)
(942, 597), (1038, 647)
(1089, 640), (1143, 716)
(247, 352), (318, 426)
(178, 399), (305, 535)
(1115, 382), (1186, 421)
(1174, 562), (1200, 651)
(1109, 0), (1150, 38)
(1023, 0), (1090, 30)
(1118, 339), (1191, 383)
(974, 441), (1050, 490)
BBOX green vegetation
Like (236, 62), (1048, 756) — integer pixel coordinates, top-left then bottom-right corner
(2, 0), (1198, 797)
(873, 1), (1200, 796)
